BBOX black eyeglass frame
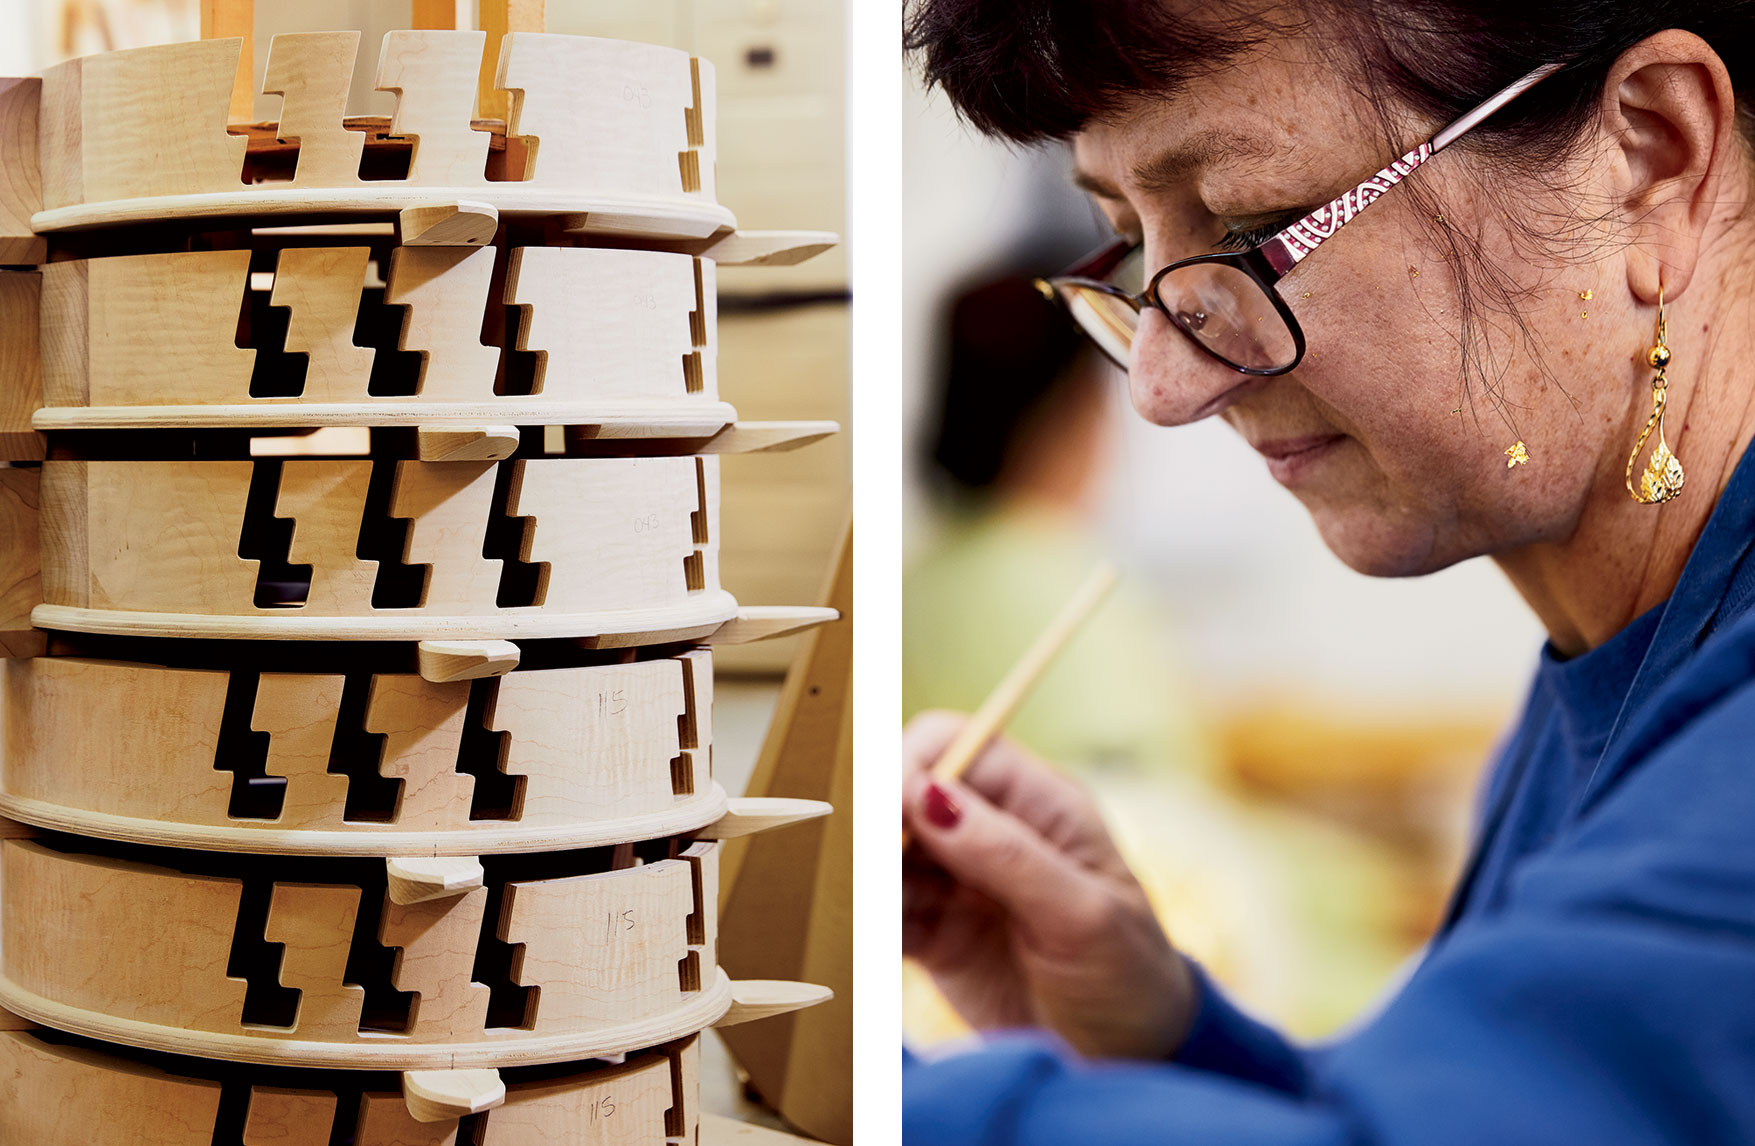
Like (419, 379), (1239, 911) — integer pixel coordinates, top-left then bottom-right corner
(1050, 240), (1309, 376)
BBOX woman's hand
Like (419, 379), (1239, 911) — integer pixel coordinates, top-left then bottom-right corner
(902, 711), (1198, 1061)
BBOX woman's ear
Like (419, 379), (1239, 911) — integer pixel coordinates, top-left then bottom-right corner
(1599, 30), (1743, 304)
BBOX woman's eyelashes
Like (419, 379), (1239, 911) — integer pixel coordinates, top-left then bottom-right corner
(1212, 209), (1308, 253)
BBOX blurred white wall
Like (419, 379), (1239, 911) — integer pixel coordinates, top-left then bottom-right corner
(902, 72), (1544, 717)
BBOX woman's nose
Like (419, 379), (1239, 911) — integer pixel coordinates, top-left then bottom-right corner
(1126, 306), (1254, 426)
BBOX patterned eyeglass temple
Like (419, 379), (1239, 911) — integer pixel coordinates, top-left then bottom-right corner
(1258, 62), (1564, 276)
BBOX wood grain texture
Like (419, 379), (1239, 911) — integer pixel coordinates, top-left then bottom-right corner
(0, 840), (250, 1032)
(358, 1091), (461, 1145)
(41, 251), (255, 408)
(37, 245), (737, 423)
(507, 247), (715, 402)
(32, 34), (734, 241)
(402, 1068), (504, 1121)
(0, 1028), (702, 1145)
(0, 1030), (223, 1146)
(0, 838), (730, 1066)
(265, 884), (366, 1037)
(0, 80), (46, 264)
(0, 274), (43, 460)
(415, 425), (520, 462)
(386, 856), (485, 904)
(498, 35), (700, 198)
(502, 853), (703, 1030)
(384, 246), (500, 399)
(516, 457), (715, 615)
(272, 246), (375, 400)
(39, 40), (248, 210)
(243, 1087), (338, 1146)
(377, 31), (492, 185)
(262, 32), (365, 187)
(1, 654), (722, 852)
(483, 1047), (674, 1144)
(33, 457), (718, 627)
(400, 200), (499, 246)
(0, 468), (42, 658)
(416, 637), (520, 681)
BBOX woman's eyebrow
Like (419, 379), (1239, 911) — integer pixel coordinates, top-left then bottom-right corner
(1070, 130), (1277, 202)
(1130, 130), (1277, 192)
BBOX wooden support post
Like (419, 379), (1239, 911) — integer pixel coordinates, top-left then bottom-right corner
(199, 0), (255, 124)
(716, 521), (853, 1144)
(410, 0), (465, 29)
(477, 0), (545, 122)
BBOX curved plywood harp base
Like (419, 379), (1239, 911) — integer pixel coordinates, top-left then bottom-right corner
(0, 787), (729, 856)
(34, 402), (738, 434)
(34, 189), (736, 239)
(0, 1027), (707, 1145)
(33, 593), (740, 641)
(0, 973), (733, 1069)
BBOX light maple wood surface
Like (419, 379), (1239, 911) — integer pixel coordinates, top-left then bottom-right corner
(0, 273), (45, 462)
(34, 456), (727, 637)
(0, 653), (722, 853)
(0, 468), (42, 659)
(31, 32), (734, 239)
(35, 244), (730, 425)
(0, 836), (738, 1066)
(0, 1027), (706, 1144)
(0, 80), (45, 265)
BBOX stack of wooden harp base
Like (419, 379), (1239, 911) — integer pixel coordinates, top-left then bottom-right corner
(0, 17), (840, 1144)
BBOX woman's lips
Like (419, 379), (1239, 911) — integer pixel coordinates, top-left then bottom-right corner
(1251, 433), (1346, 484)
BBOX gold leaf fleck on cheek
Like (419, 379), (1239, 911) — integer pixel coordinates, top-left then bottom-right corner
(1579, 289), (1594, 301)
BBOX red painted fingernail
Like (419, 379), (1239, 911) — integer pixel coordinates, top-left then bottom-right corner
(923, 782), (963, 829)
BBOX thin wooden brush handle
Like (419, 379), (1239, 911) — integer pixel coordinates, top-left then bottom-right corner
(904, 562), (1118, 846)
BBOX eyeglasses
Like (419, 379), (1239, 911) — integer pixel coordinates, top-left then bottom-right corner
(1043, 62), (1564, 375)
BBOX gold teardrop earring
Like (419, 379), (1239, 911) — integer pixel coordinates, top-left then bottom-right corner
(1626, 286), (1685, 504)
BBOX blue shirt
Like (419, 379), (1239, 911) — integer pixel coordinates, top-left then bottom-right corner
(905, 446), (1755, 1145)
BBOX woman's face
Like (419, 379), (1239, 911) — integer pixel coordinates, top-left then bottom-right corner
(1072, 39), (1647, 577)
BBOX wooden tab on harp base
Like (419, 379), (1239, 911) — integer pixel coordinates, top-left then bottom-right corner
(415, 425), (521, 462)
(714, 980), (834, 1029)
(416, 639), (521, 681)
(695, 422), (839, 455)
(385, 856), (486, 905)
(402, 1068), (505, 1122)
(709, 607), (839, 646)
(695, 798), (832, 841)
(400, 201), (500, 247)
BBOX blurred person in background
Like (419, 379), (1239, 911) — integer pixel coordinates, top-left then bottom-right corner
(901, 2), (1755, 1143)
(905, 274), (1425, 1042)
(905, 273), (1208, 772)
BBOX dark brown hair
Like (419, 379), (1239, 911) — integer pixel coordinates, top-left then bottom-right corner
(904, 0), (1755, 160)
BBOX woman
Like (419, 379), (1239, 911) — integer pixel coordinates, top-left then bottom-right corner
(900, 2), (1755, 1142)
